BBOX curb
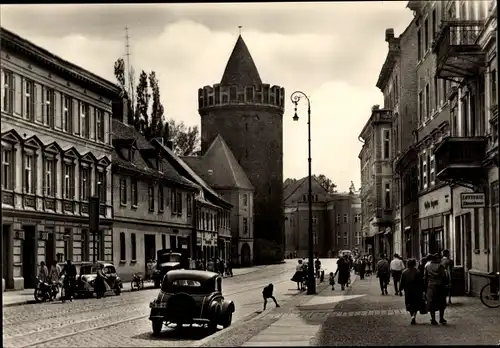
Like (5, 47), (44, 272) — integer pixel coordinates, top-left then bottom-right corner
(2, 267), (265, 308)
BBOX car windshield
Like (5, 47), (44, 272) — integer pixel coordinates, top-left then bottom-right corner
(159, 253), (181, 264)
(104, 266), (116, 274)
(81, 266), (98, 274)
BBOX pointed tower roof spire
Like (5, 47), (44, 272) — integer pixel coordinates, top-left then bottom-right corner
(220, 34), (262, 86)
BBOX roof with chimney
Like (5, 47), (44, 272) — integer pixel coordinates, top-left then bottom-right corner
(182, 135), (254, 191)
(152, 139), (232, 209)
(284, 176), (335, 205)
(111, 119), (197, 189)
(220, 35), (262, 86)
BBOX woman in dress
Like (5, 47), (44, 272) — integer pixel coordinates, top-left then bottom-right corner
(424, 253), (449, 325)
(400, 258), (424, 325)
(291, 259), (304, 290)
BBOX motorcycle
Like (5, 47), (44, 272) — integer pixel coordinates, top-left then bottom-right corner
(130, 272), (144, 291)
(34, 279), (58, 302)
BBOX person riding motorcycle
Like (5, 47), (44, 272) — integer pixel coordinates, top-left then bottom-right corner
(60, 259), (77, 302)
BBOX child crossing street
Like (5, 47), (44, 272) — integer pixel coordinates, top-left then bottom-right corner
(262, 283), (280, 311)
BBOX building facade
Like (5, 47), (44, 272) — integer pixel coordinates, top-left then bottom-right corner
(183, 135), (255, 266)
(284, 177), (362, 258)
(359, 107), (394, 262)
(155, 139), (233, 265)
(1, 27), (118, 290)
(111, 117), (199, 281)
(426, 0), (498, 294)
(376, 23), (419, 259)
(198, 35), (285, 264)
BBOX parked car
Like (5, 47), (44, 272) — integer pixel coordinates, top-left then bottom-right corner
(74, 261), (123, 297)
(149, 270), (235, 334)
(151, 250), (187, 288)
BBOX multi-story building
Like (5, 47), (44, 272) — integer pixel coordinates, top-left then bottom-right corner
(182, 135), (255, 266)
(284, 177), (362, 258)
(198, 35), (285, 264)
(1, 27), (119, 290)
(155, 139), (233, 264)
(427, 0), (498, 294)
(376, 24), (419, 259)
(111, 116), (199, 281)
(359, 106), (394, 262)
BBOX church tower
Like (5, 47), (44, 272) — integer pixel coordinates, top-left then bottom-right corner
(198, 35), (285, 264)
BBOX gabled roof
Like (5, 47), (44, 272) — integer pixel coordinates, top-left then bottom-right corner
(220, 35), (262, 86)
(152, 139), (232, 209)
(111, 119), (196, 189)
(182, 135), (253, 191)
(284, 176), (335, 205)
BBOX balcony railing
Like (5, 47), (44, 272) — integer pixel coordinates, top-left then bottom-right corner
(433, 20), (486, 79)
(434, 136), (487, 185)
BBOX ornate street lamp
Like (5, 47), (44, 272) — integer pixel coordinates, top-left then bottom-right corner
(290, 91), (316, 295)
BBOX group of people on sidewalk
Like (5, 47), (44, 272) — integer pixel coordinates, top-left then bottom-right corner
(194, 258), (234, 277)
(375, 250), (454, 325)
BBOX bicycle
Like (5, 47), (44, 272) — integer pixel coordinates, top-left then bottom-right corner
(480, 271), (499, 308)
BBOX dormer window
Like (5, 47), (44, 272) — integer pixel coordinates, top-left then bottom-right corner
(129, 148), (136, 161)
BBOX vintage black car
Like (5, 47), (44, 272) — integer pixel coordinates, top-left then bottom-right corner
(149, 270), (235, 334)
(72, 261), (123, 297)
(151, 249), (188, 288)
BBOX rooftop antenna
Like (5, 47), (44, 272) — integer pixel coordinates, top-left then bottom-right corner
(125, 26), (135, 108)
(238, 25), (242, 35)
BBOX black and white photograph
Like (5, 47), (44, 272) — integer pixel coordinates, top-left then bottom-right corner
(1, 1), (499, 347)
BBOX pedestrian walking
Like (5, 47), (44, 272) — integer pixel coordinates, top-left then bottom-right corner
(291, 259), (304, 290)
(376, 254), (390, 295)
(95, 263), (108, 299)
(329, 272), (336, 290)
(334, 255), (350, 291)
(441, 249), (454, 305)
(227, 259), (233, 277)
(424, 253), (449, 325)
(400, 258), (424, 325)
(390, 253), (405, 296)
(314, 258), (321, 279)
(60, 259), (77, 302)
(38, 261), (49, 283)
(262, 283), (280, 311)
(359, 257), (367, 280)
(219, 259), (225, 277)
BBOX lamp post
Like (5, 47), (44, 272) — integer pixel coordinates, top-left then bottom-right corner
(290, 90), (316, 295)
(89, 181), (102, 263)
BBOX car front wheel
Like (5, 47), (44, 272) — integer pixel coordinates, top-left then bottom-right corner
(114, 286), (121, 295)
(152, 320), (163, 335)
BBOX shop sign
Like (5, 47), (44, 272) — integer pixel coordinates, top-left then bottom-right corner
(461, 192), (485, 209)
(424, 199), (439, 210)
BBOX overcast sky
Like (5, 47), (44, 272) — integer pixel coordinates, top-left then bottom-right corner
(1, 2), (414, 192)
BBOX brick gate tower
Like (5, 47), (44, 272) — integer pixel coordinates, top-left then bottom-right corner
(198, 35), (285, 264)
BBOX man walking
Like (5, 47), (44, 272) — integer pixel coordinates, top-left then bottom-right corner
(390, 253), (405, 296)
(376, 254), (390, 295)
(441, 249), (454, 304)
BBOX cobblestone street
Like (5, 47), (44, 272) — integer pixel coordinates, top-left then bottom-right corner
(2, 260), (337, 347)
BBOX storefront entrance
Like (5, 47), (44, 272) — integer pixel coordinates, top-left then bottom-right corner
(22, 226), (36, 289)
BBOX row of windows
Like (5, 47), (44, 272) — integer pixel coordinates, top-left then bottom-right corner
(336, 213), (362, 224)
(196, 208), (230, 232)
(1, 69), (106, 142)
(336, 231), (349, 246)
(418, 149), (437, 191)
(119, 233), (185, 262)
(118, 176), (192, 216)
(1, 147), (106, 201)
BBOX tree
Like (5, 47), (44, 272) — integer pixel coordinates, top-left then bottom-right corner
(166, 119), (200, 156)
(313, 174), (337, 194)
(148, 71), (165, 139)
(114, 58), (126, 90)
(283, 178), (297, 188)
(135, 70), (150, 133)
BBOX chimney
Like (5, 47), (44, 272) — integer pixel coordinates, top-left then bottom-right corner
(385, 28), (395, 42)
(111, 97), (129, 125)
(166, 140), (174, 150)
(372, 104), (380, 111)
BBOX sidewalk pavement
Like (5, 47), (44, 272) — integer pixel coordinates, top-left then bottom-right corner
(313, 273), (500, 346)
(218, 271), (500, 347)
(2, 265), (265, 307)
(240, 272), (359, 347)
